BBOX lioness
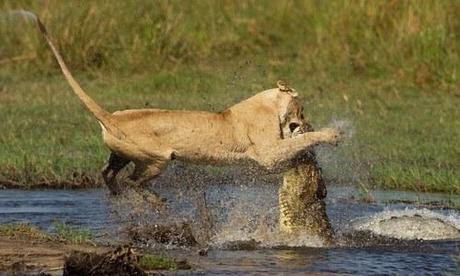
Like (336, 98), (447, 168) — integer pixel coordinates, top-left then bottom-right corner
(30, 12), (341, 195)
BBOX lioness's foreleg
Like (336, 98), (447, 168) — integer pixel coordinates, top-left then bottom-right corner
(102, 152), (131, 195)
(250, 128), (341, 172)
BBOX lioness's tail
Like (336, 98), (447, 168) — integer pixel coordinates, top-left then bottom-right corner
(17, 10), (125, 139)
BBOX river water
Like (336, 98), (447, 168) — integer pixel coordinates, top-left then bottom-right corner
(0, 183), (459, 274)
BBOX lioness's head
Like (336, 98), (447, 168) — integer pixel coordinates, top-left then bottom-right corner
(276, 81), (313, 139)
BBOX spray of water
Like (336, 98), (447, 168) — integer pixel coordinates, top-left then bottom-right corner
(107, 162), (329, 248)
(315, 118), (370, 186)
(351, 208), (460, 240)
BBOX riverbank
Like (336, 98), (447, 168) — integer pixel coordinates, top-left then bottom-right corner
(0, 223), (190, 275)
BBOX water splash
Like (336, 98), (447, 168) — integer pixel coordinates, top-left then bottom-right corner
(315, 118), (370, 186)
(210, 198), (326, 248)
(107, 163), (331, 248)
(327, 119), (355, 142)
(351, 208), (460, 240)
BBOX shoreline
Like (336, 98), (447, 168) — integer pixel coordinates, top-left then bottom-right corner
(0, 179), (103, 190)
(1, 177), (458, 195)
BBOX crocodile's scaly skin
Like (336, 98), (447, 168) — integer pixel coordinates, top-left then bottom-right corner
(279, 152), (334, 244)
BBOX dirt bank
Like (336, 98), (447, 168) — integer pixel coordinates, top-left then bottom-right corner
(0, 224), (192, 275)
(0, 235), (108, 275)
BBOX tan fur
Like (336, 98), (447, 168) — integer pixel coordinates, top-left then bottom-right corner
(31, 13), (342, 194)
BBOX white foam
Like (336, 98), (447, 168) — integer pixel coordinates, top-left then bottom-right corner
(210, 200), (326, 248)
(211, 227), (325, 248)
(351, 208), (460, 240)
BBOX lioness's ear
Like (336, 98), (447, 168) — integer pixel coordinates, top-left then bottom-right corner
(277, 80), (298, 97)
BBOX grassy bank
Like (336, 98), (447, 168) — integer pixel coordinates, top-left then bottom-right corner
(0, 1), (459, 193)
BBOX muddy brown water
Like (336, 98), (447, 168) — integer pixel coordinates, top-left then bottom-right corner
(1, 178), (459, 274)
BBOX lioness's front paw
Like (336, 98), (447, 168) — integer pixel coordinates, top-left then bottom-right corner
(319, 128), (344, 146)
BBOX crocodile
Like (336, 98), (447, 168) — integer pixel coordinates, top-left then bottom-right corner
(279, 151), (334, 244)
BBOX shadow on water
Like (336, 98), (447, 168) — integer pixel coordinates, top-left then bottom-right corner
(0, 164), (459, 274)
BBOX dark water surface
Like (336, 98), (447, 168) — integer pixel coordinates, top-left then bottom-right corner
(0, 189), (109, 232)
(0, 186), (459, 274)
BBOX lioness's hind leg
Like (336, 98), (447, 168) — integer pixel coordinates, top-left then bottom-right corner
(128, 161), (169, 209)
(102, 152), (130, 195)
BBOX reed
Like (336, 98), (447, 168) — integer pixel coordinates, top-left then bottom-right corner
(1, 0), (458, 86)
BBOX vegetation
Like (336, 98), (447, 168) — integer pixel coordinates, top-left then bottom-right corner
(138, 254), (180, 271)
(0, 222), (93, 244)
(0, 1), (459, 193)
(53, 221), (93, 244)
(0, 223), (52, 240)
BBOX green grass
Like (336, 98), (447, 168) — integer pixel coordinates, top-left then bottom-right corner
(0, 223), (52, 240)
(53, 221), (93, 244)
(1, 1), (458, 85)
(138, 254), (179, 271)
(0, 1), (459, 193)
(0, 222), (93, 244)
(1, 69), (458, 193)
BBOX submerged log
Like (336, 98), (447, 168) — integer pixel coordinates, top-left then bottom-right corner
(279, 152), (334, 244)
